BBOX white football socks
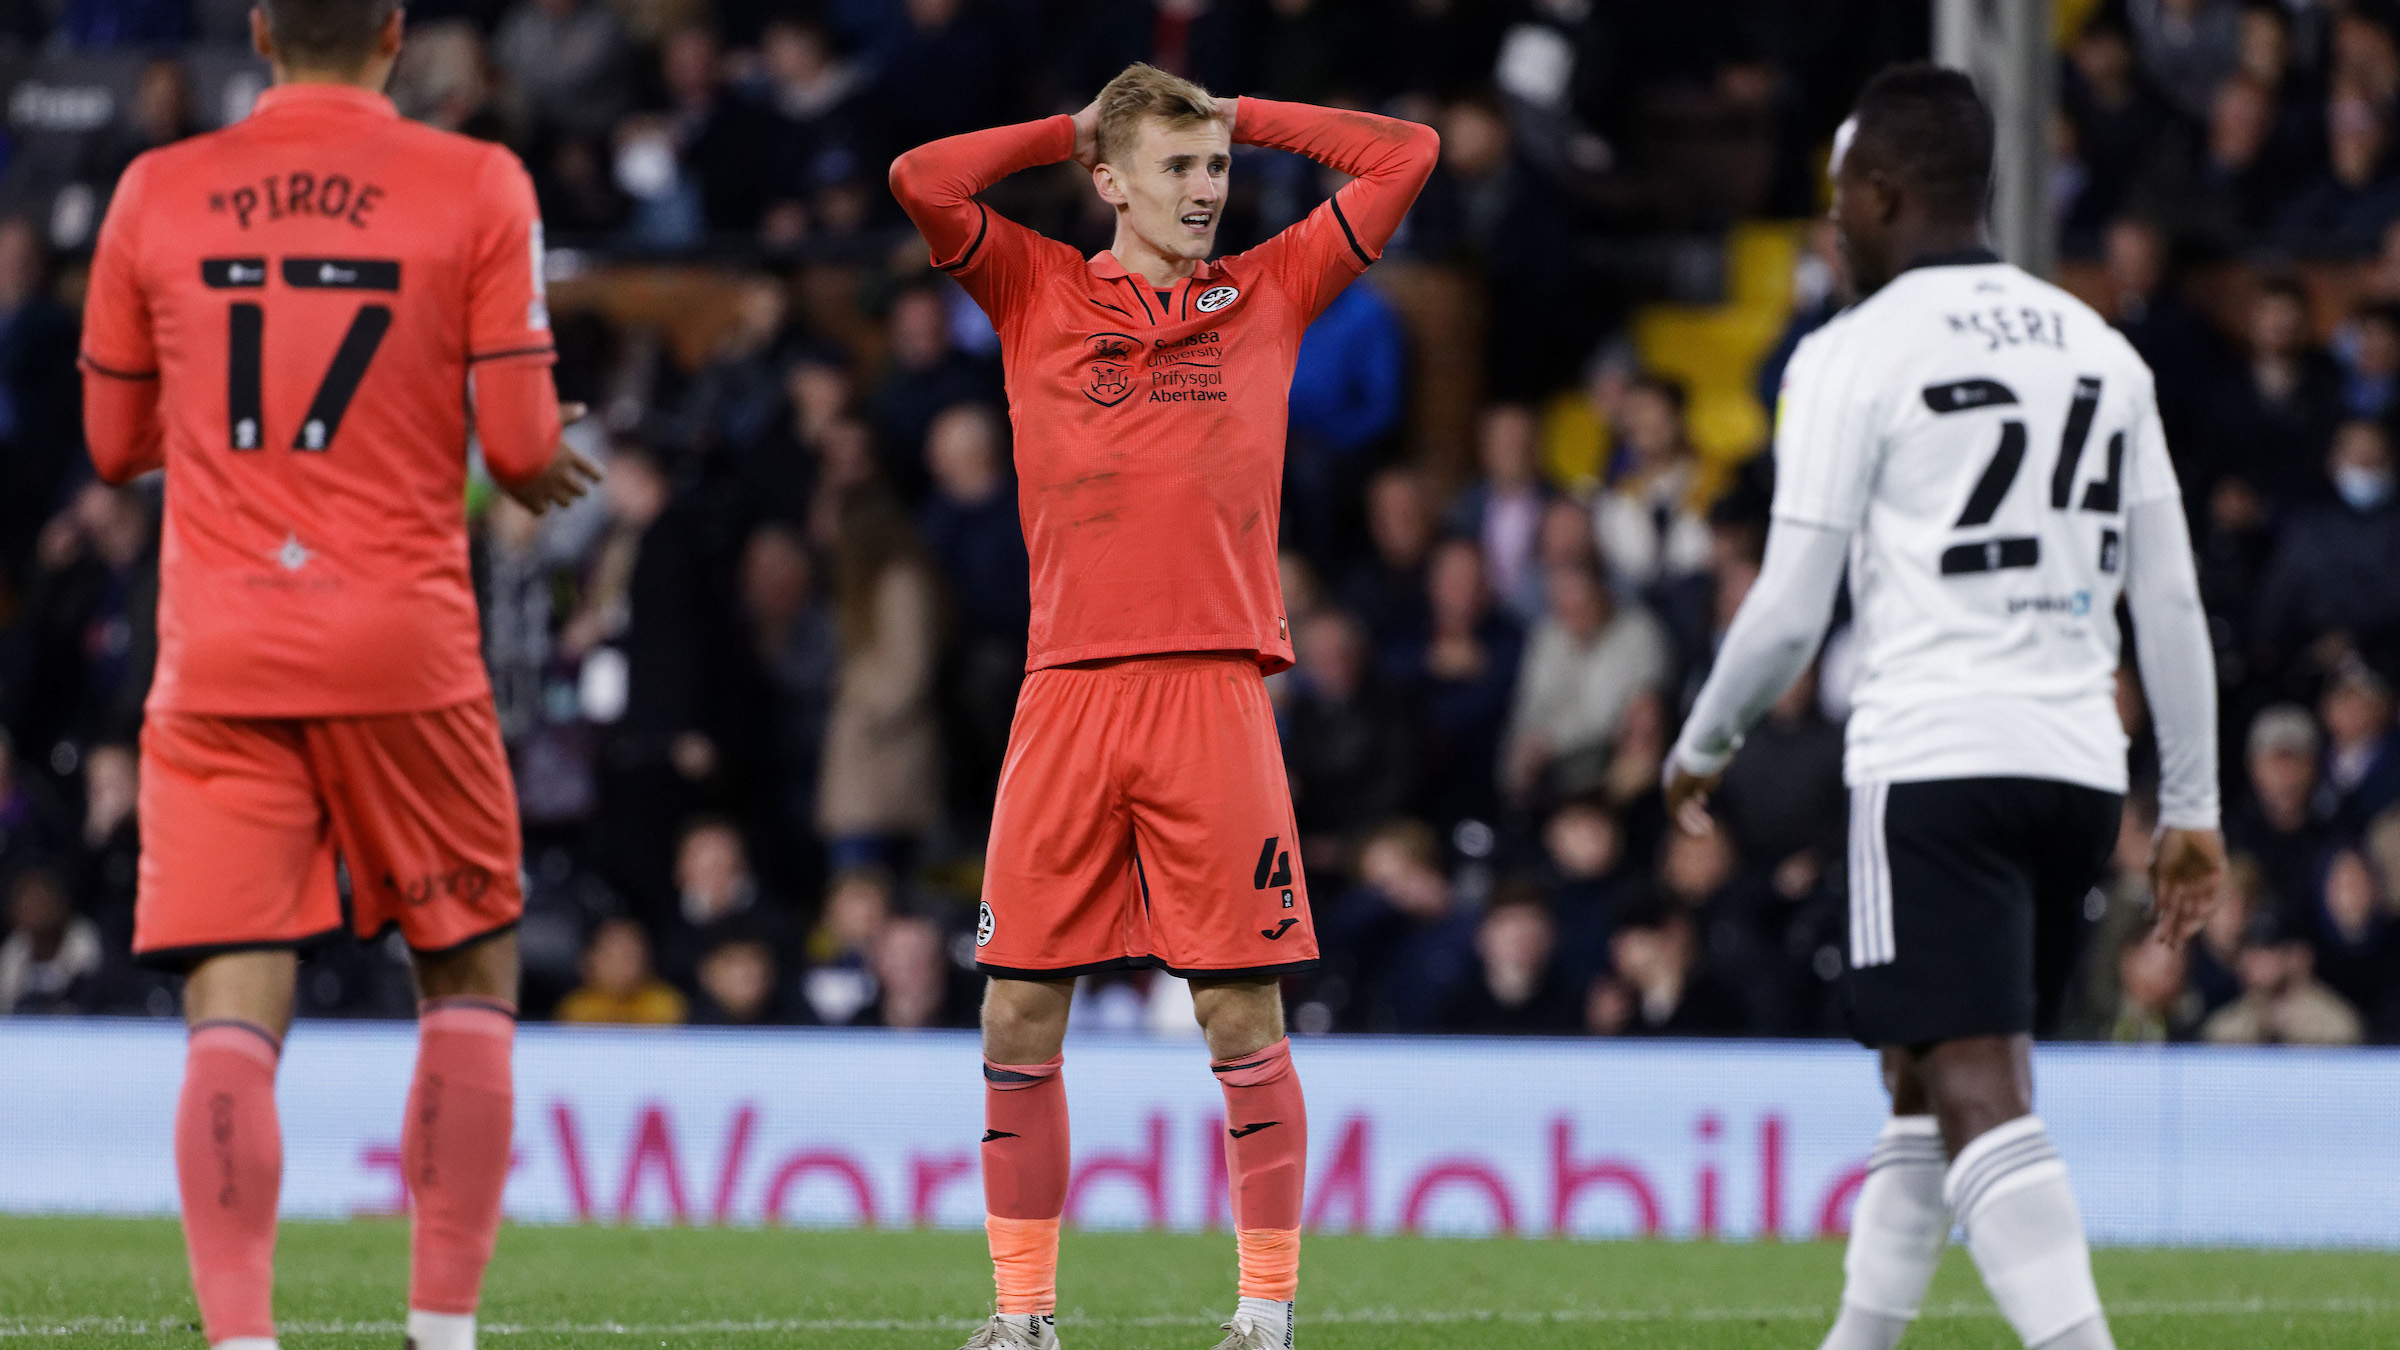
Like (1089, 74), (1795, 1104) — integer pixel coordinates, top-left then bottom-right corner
(1235, 1296), (1294, 1347)
(1821, 1115), (1950, 1350)
(404, 1310), (476, 1350)
(1944, 1116), (2112, 1350)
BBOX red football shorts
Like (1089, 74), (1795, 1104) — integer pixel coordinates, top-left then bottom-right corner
(977, 653), (1317, 980)
(133, 700), (524, 969)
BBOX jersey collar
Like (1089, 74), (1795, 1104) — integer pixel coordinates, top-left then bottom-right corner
(1901, 246), (2003, 273)
(250, 83), (399, 120)
(1088, 250), (1216, 284)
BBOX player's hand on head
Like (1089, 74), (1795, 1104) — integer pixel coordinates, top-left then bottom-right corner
(2149, 826), (2228, 949)
(1069, 99), (1102, 170)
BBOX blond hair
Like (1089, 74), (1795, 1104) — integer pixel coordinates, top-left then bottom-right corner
(1095, 63), (1221, 167)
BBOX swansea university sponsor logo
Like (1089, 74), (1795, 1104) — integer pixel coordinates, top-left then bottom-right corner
(1081, 332), (1138, 407)
(1194, 284), (1239, 313)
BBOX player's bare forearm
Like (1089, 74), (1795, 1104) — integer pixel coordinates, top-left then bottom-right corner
(2150, 826), (2227, 949)
(888, 116), (1075, 259)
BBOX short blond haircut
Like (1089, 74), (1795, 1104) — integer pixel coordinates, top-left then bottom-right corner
(1095, 62), (1221, 167)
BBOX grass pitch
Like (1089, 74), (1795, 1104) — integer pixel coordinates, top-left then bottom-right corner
(1, 1217), (2394, 1348)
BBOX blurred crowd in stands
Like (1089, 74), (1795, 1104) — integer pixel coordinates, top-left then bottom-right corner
(1, 0), (2398, 1048)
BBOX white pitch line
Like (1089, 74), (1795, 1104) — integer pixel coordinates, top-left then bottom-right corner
(3, 1298), (2395, 1338)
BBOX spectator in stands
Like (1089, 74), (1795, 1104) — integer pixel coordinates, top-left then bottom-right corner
(2335, 302), (2400, 423)
(1389, 539), (1519, 830)
(1445, 404), (1551, 624)
(1593, 375), (1713, 602)
(2321, 660), (2400, 834)
(1282, 609), (1419, 882)
(818, 490), (941, 872)
(861, 912), (978, 1029)
(735, 523), (837, 888)
(492, 0), (634, 145)
(639, 27), (790, 242)
(2277, 88), (2400, 257)
(4, 483), (156, 763)
(1286, 277), (1405, 570)
(2099, 933), (2207, 1043)
(2101, 220), (2218, 470)
(2126, 0), (2243, 124)
(2188, 76), (2288, 248)
(0, 217), (83, 611)
(1501, 561), (1671, 806)
(0, 867), (104, 1014)
(1586, 894), (1746, 1037)
(2234, 2), (2326, 186)
(556, 917), (687, 1025)
(2231, 707), (2330, 927)
(657, 816), (792, 984)
(2253, 424), (2400, 687)
(1419, 96), (1576, 395)
(2310, 847), (2400, 1039)
(871, 0), (1012, 156)
(690, 934), (795, 1026)
(73, 741), (138, 952)
(918, 404), (1028, 831)
(388, 21), (501, 139)
(1436, 884), (1579, 1034)
(2202, 277), (2340, 508)
(2203, 911), (2366, 1045)
(1542, 795), (1628, 989)
(1344, 467), (1436, 663)
(751, 16), (870, 236)
(568, 443), (722, 918)
(1711, 665), (1846, 902)
(1314, 819), (1478, 1032)
(2060, 21), (2174, 242)
(801, 865), (891, 1025)
(870, 282), (1001, 504)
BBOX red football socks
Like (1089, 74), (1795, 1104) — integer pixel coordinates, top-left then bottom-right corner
(1214, 1037), (1306, 1300)
(405, 998), (517, 1318)
(176, 1021), (283, 1345)
(982, 1054), (1068, 1313)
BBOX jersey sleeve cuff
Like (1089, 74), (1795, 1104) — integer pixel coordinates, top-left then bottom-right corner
(80, 352), (158, 380)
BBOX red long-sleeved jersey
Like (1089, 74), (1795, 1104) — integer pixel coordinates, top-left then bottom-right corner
(890, 99), (1437, 673)
(80, 83), (562, 717)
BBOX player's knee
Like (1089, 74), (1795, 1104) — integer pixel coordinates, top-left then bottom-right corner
(1190, 978), (1284, 1060)
(183, 950), (300, 1039)
(981, 978), (1070, 1061)
(412, 930), (520, 1005)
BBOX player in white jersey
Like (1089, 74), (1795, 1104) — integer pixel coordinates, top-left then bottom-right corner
(1666, 67), (2226, 1350)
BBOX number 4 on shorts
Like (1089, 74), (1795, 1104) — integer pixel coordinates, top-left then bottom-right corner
(1253, 836), (1292, 890)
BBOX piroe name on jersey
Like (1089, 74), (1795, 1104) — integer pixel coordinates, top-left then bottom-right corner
(209, 170), (388, 230)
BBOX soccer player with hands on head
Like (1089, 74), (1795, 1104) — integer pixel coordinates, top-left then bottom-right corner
(78, 0), (595, 1346)
(891, 64), (1437, 1350)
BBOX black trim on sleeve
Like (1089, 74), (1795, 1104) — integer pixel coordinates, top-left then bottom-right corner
(467, 344), (557, 364)
(937, 202), (992, 273)
(1328, 194), (1371, 266)
(79, 354), (159, 381)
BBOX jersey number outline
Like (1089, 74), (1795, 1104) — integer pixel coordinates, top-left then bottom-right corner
(209, 255), (399, 453)
(1922, 374), (2122, 576)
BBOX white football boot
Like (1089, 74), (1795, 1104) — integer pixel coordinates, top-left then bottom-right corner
(1209, 1308), (1292, 1350)
(958, 1311), (1058, 1349)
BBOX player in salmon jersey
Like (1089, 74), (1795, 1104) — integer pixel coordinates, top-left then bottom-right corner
(890, 65), (1436, 1350)
(76, 0), (597, 1346)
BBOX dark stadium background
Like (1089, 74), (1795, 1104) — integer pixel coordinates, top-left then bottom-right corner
(0, 0), (2395, 1055)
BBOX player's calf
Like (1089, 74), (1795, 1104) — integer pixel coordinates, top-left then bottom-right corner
(1198, 982), (1304, 1349)
(177, 952), (296, 1350)
(403, 936), (521, 1350)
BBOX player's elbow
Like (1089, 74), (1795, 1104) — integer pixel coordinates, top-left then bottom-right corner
(887, 148), (946, 207)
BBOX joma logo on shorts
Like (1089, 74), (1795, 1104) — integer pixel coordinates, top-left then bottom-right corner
(384, 866), (492, 906)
